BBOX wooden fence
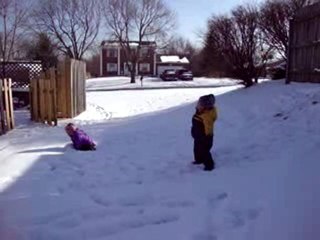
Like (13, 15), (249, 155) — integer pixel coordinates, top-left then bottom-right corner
(30, 68), (57, 126)
(287, 2), (320, 83)
(56, 59), (86, 118)
(30, 58), (86, 126)
(0, 79), (15, 135)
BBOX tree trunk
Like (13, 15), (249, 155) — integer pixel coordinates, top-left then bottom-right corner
(130, 69), (136, 83)
(130, 62), (136, 83)
(245, 78), (254, 88)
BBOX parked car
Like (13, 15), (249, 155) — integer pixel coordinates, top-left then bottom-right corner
(160, 69), (177, 81)
(266, 62), (286, 80)
(176, 69), (193, 81)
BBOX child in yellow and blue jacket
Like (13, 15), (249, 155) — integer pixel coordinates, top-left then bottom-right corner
(191, 94), (217, 171)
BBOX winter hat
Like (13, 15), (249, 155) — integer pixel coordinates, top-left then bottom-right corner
(198, 94), (215, 108)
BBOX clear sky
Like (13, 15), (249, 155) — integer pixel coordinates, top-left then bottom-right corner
(165, 0), (263, 46)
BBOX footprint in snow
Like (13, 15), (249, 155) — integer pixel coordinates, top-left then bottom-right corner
(226, 208), (261, 229)
(192, 192), (228, 240)
(207, 192), (228, 208)
(162, 200), (195, 208)
(193, 233), (218, 240)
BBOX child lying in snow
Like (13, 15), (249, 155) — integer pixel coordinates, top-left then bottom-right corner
(65, 123), (96, 151)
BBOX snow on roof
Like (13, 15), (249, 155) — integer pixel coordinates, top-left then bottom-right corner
(180, 57), (189, 64)
(160, 55), (190, 64)
(129, 42), (139, 47)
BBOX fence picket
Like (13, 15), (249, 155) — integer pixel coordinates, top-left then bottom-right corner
(0, 78), (15, 134)
(288, 3), (320, 83)
(3, 79), (10, 129)
(8, 79), (14, 129)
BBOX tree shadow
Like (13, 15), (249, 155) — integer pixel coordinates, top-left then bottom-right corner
(18, 144), (73, 154)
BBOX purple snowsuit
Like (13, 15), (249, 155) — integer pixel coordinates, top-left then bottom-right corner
(71, 129), (96, 151)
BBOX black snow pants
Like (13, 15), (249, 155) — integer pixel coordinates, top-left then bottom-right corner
(193, 136), (215, 170)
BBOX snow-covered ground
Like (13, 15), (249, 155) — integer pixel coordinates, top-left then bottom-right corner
(1, 80), (320, 239)
(86, 76), (240, 91)
(76, 86), (240, 121)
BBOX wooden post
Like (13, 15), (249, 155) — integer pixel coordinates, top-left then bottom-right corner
(65, 58), (72, 118)
(51, 69), (58, 126)
(286, 19), (294, 84)
(3, 79), (10, 130)
(46, 78), (52, 125)
(32, 79), (39, 122)
(50, 67), (57, 126)
(7, 79), (14, 129)
(30, 79), (34, 120)
(39, 78), (46, 123)
(83, 61), (86, 113)
(0, 79), (6, 134)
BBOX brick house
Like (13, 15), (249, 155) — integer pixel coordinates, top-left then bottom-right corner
(100, 40), (157, 77)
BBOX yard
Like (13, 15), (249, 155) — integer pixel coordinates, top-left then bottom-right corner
(0, 80), (320, 239)
(86, 76), (241, 91)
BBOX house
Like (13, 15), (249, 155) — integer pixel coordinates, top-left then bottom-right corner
(156, 55), (190, 76)
(100, 40), (157, 77)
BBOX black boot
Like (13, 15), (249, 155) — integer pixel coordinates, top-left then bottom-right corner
(192, 161), (203, 165)
(204, 159), (215, 171)
(204, 166), (214, 171)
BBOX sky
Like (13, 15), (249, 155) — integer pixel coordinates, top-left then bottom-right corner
(165, 0), (263, 46)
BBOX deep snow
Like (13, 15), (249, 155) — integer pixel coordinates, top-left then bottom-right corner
(1, 80), (320, 240)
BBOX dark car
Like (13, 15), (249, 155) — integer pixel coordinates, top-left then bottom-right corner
(160, 69), (177, 81)
(176, 69), (193, 81)
(267, 62), (286, 80)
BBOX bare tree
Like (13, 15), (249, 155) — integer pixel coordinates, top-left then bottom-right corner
(259, 0), (311, 60)
(206, 5), (272, 87)
(0, 0), (29, 61)
(103, 0), (175, 83)
(31, 0), (101, 60)
(162, 36), (196, 57)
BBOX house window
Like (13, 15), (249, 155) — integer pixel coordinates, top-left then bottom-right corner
(140, 48), (149, 58)
(107, 48), (118, 58)
(107, 63), (118, 72)
(139, 63), (150, 73)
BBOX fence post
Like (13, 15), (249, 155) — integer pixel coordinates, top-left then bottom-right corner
(39, 77), (45, 123)
(51, 67), (57, 126)
(31, 79), (39, 122)
(7, 79), (14, 129)
(0, 79), (5, 133)
(3, 79), (10, 130)
(286, 19), (294, 84)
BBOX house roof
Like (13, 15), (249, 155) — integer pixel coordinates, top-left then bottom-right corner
(101, 40), (156, 47)
(159, 55), (189, 64)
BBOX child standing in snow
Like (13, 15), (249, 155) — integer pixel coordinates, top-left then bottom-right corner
(65, 123), (96, 151)
(191, 94), (217, 171)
